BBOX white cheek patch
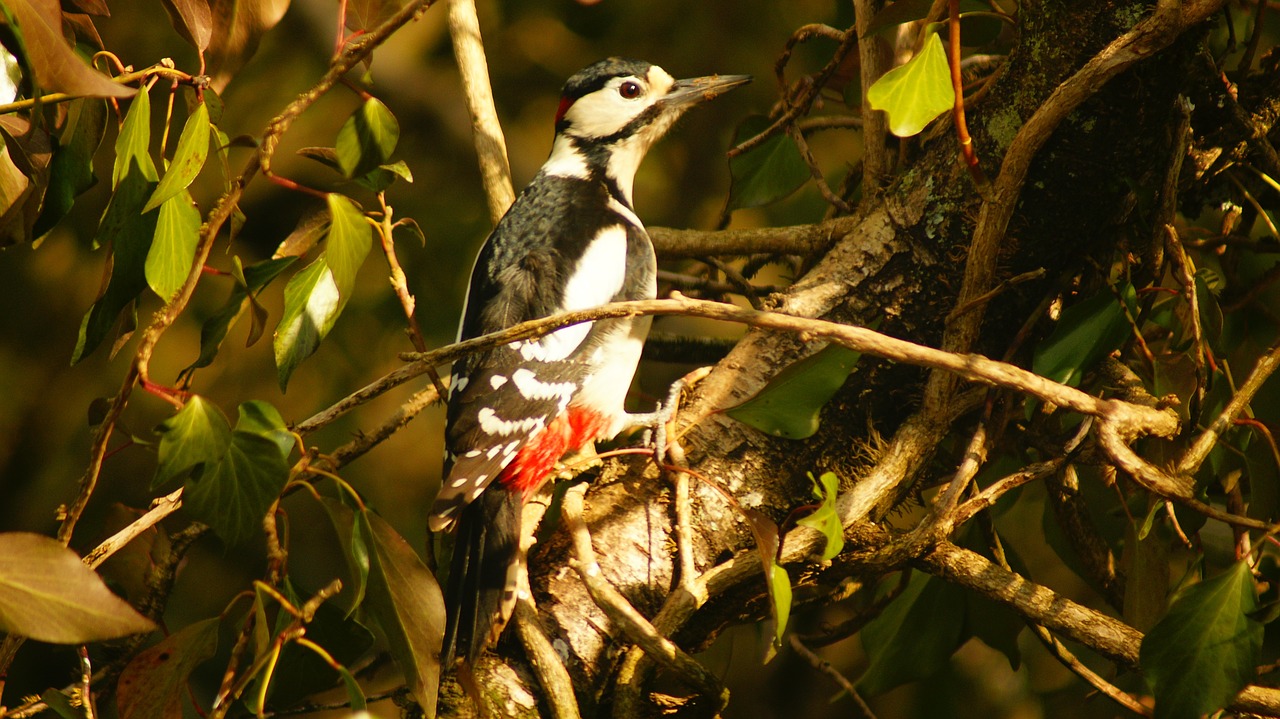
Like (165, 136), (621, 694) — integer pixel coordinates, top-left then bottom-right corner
(564, 78), (659, 138)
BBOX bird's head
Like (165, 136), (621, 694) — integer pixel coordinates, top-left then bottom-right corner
(544, 58), (751, 202)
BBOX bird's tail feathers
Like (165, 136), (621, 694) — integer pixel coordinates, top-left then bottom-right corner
(441, 488), (522, 667)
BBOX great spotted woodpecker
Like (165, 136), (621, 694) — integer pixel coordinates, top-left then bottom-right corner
(430, 58), (749, 665)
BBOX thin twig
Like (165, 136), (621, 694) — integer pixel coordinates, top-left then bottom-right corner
(1178, 341), (1280, 476)
(82, 488), (185, 569)
(648, 216), (860, 257)
(1027, 623), (1151, 715)
(787, 635), (878, 719)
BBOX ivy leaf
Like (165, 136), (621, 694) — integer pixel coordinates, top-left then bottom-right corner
(184, 428), (290, 547)
(273, 255), (344, 390)
(725, 343), (863, 439)
(153, 395), (231, 490)
(866, 32), (955, 137)
(144, 100), (211, 213)
(176, 399), (291, 548)
(726, 115), (810, 211)
(235, 399), (293, 459)
(325, 193), (371, 300)
(354, 160), (414, 193)
(116, 618), (219, 719)
(1032, 283), (1135, 388)
(1140, 561), (1263, 719)
(145, 190), (201, 300)
(335, 97), (400, 178)
(361, 509), (444, 716)
(795, 471), (844, 560)
(858, 570), (967, 695)
(0, 532), (156, 643)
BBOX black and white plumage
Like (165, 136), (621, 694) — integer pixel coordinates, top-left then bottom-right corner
(430, 58), (749, 666)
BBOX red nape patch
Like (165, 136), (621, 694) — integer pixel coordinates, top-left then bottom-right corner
(499, 407), (609, 498)
(554, 96), (573, 124)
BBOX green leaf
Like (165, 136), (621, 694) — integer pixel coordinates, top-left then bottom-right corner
(182, 256), (295, 377)
(361, 509), (444, 716)
(144, 101), (211, 213)
(145, 190), (201, 300)
(153, 395), (232, 489)
(112, 87), (158, 188)
(273, 255), (345, 390)
(726, 115), (811, 211)
(1032, 283), (1136, 388)
(354, 159), (415, 193)
(335, 97), (400, 178)
(796, 471), (844, 560)
(320, 497), (370, 616)
(768, 563), (792, 647)
(858, 570), (967, 695)
(34, 97), (108, 238)
(325, 193), (372, 299)
(725, 343), (863, 439)
(0, 532), (156, 643)
(116, 618), (219, 719)
(1140, 561), (1263, 719)
(73, 166), (159, 363)
(1195, 273), (1225, 354)
(185, 429), (291, 547)
(236, 400), (294, 460)
(866, 32), (955, 137)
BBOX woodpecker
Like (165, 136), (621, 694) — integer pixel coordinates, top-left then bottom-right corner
(430, 58), (749, 666)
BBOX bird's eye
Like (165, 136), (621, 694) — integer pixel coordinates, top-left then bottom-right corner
(619, 80), (643, 99)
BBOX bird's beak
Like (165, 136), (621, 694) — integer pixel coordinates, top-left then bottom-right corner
(661, 74), (753, 109)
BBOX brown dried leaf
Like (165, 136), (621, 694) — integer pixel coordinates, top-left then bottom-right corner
(117, 618), (219, 719)
(205, 0), (290, 92)
(161, 0), (212, 52)
(5, 0), (133, 98)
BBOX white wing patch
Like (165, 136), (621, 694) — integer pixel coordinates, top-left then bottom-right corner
(477, 407), (548, 437)
(509, 225), (629, 362)
(511, 368), (577, 413)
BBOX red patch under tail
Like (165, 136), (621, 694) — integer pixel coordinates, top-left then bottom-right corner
(499, 407), (608, 498)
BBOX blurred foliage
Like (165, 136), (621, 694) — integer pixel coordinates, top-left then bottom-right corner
(0, 0), (1279, 718)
